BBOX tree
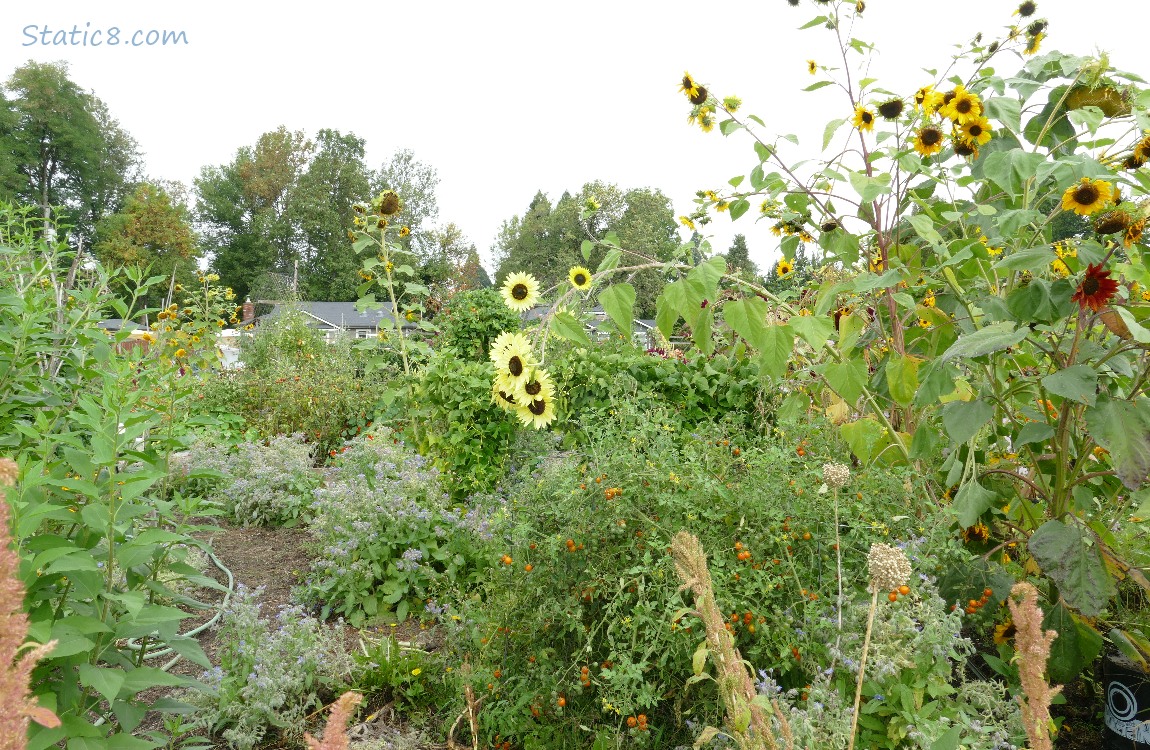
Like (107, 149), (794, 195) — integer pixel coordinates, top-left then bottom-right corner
(195, 127), (312, 301)
(724, 234), (757, 277)
(457, 248), (492, 291)
(4, 61), (140, 241)
(291, 129), (371, 301)
(373, 149), (439, 252)
(93, 182), (199, 310)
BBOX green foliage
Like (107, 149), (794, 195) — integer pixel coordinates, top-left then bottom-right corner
(0, 204), (221, 745)
(300, 430), (498, 627)
(437, 404), (1006, 747)
(435, 288), (522, 361)
(411, 349), (520, 499)
(186, 585), (355, 750)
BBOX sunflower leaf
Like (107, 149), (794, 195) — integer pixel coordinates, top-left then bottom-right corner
(1029, 520), (1115, 618)
(550, 311), (591, 349)
(722, 297), (769, 350)
(599, 283), (635, 338)
(1085, 396), (1150, 490)
(848, 171), (891, 203)
(580, 239), (593, 262)
(728, 199), (751, 221)
(1041, 365), (1097, 407)
(789, 314), (834, 351)
(939, 321), (1028, 362)
(822, 118), (846, 151)
(758, 324), (793, 380)
(799, 15), (828, 30)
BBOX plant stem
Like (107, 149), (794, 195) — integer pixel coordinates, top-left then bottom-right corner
(847, 588), (879, 750)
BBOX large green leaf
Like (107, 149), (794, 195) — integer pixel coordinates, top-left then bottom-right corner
(839, 418), (889, 465)
(982, 149), (1047, 200)
(78, 664), (125, 703)
(599, 283), (636, 338)
(1085, 396), (1150, 489)
(550, 311), (591, 348)
(823, 359), (868, 405)
(909, 214), (943, 245)
(848, 170), (892, 203)
(789, 314), (834, 351)
(939, 321), (1028, 362)
(1028, 519), (1115, 618)
(722, 297), (769, 350)
(942, 399), (994, 444)
(885, 355), (920, 407)
(1043, 600), (1104, 683)
(952, 480), (996, 527)
(758, 324), (794, 380)
(1041, 365), (1097, 407)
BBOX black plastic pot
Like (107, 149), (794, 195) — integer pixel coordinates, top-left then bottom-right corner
(1102, 655), (1150, 749)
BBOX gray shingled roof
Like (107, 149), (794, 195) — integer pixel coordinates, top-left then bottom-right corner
(260, 302), (400, 330)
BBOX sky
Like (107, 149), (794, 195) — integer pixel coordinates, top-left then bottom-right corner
(5, 1), (1149, 276)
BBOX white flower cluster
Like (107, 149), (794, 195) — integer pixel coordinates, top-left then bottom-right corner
(867, 543), (912, 593)
(822, 461), (851, 489)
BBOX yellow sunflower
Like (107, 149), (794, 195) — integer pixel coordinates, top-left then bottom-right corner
(1133, 135), (1150, 163)
(939, 85), (982, 125)
(1061, 177), (1113, 216)
(491, 332), (535, 394)
(679, 72), (700, 100)
(491, 380), (519, 412)
(808, 60), (817, 75)
(959, 117), (993, 146)
(568, 266), (592, 291)
(520, 367), (556, 405)
(914, 86), (945, 116)
(993, 619), (1017, 645)
(776, 258), (794, 277)
(913, 126), (945, 157)
(517, 392), (556, 430)
(500, 271), (541, 312)
(679, 215), (696, 231)
(1024, 32), (1043, 56)
(376, 189), (403, 217)
(853, 104), (876, 133)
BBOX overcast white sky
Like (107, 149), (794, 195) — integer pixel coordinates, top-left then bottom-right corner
(5, 1), (1149, 275)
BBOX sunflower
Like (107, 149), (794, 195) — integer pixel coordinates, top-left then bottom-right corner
(1061, 177), (1113, 216)
(174, 348), (187, 358)
(568, 266), (592, 291)
(679, 215), (696, 231)
(1050, 258), (1070, 278)
(961, 522), (990, 544)
(1071, 263), (1121, 312)
(1014, 1), (1036, 17)
(1024, 32), (1043, 56)
(491, 380), (519, 412)
(914, 86), (945, 116)
(491, 332), (535, 392)
(1134, 135), (1150, 163)
(399, 226), (411, 238)
(679, 72), (700, 100)
(776, 258), (794, 277)
(913, 126), (945, 157)
(877, 98), (904, 120)
(959, 117), (993, 146)
(517, 392), (557, 430)
(500, 271), (541, 312)
(1128, 154), (1148, 171)
(807, 60), (817, 75)
(521, 367), (555, 403)
(953, 139), (979, 159)
(853, 104), (876, 133)
(1094, 210), (1131, 235)
(698, 113), (716, 132)
(1126, 218), (1146, 248)
(993, 619), (1017, 645)
(821, 219), (840, 232)
(722, 96), (741, 113)
(922, 290), (936, 308)
(939, 85), (982, 124)
(377, 189), (402, 217)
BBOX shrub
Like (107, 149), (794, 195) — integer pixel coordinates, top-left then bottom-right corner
(301, 429), (499, 626)
(435, 288), (522, 362)
(188, 584), (355, 750)
(185, 433), (321, 527)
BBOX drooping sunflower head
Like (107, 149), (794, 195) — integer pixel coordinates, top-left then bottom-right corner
(491, 380), (519, 413)
(1093, 209), (1132, 235)
(959, 116), (993, 146)
(722, 95), (742, 113)
(808, 59), (817, 75)
(679, 215), (697, 231)
(517, 390), (557, 430)
(1125, 218), (1146, 248)
(376, 189), (403, 217)
(1015, 1), (1037, 17)
(1071, 263), (1121, 311)
(1134, 135), (1150, 163)
(1024, 31), (1043, 56)
(853, 104), (876, 133)
(568, 266), (592, 291)
(1026, 19), (1048, 37)
(776, 258), (794, 277)
(500, 271), (541, 312)
(953, 138), (979, 159)
(877, 98), (904, 120)
(679, 72), (700, 100)
(1061, 177), (1113, 216)
(913, 126), (945, 157)
(698, 112), (715, 132)
(821, 219), (840, 233)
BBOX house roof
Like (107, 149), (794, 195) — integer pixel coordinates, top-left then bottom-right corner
(258, 301), (401, 330)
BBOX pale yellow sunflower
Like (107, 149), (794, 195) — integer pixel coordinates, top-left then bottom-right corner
(500, 271), (541, 312)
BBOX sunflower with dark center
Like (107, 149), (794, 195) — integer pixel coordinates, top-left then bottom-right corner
(399, 226), (411, 238)
(1015, 1), (1036, 17)
(959, 117), (993, 146)
(808, 60), (817, 75)
(1124, 154), (1145, 171)
(1061, 177), (1113, 216)
(853, 104), (876, 133)
(569, 266), (592, 291)
(939, 85), (982, 124)
(877, 98), (904, 120)
(1071, 263), (1121, 311)
(993, 620), (1017, 645)
(1025, 32), (1043, 56)
(1093, 210), (1131, 235)
(953, 139), (978, 158)
(679, 73), (700, 100)
(1126, 218), (1146, 248)
(500, 271), (541, 312)
(821, 219), (839, 232)
(913, 126), (945, 157)
(377, 189), (402, 217)
(776, 258), (794, 276)
(1134, 136), (1150, 163)
(1026, 19), (1047, 36)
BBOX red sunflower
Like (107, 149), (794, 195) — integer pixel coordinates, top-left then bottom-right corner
(1071, 263), (1120, 312)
